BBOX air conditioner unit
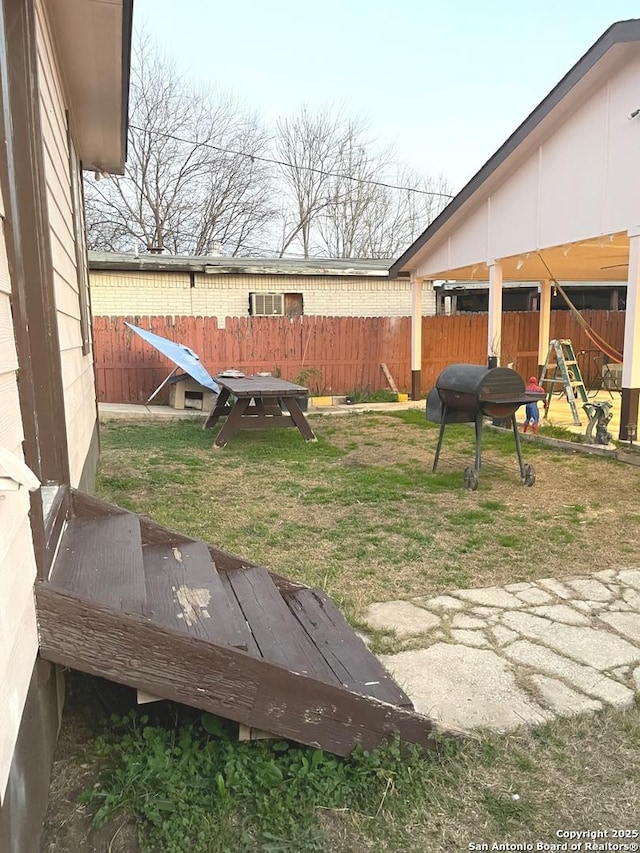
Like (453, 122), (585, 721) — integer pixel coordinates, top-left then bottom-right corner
(250, 292), (284, 316)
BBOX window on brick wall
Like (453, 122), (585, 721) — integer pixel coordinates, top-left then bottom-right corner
(249, 292), (303, 318)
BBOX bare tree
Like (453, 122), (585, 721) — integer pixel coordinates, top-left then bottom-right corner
(352, 169), (454, 258)
(85, 44), (453, 260)
(274, 106), (375, 258)
(84, 36), (275, 255)
(274, 105), (453, 259)
(316, 135), (391, 258)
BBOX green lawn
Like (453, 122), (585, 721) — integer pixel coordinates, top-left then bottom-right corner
(42, 412), (640, 853)
(97, 411), (638, 632)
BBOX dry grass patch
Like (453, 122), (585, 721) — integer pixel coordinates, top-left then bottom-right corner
(324, 701), (640, 852)
(97, 412), (640, 617)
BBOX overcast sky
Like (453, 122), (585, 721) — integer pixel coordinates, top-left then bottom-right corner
(133, 0), (639, 192)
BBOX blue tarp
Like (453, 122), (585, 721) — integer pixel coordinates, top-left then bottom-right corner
(125, 322), (220, 392)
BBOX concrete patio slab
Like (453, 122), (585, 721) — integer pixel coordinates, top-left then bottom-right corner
(528, 674), (602, 716)
(365, 600), (440, 637)
(503, 640), (634, 707)
(599, 612), (640, 643)
(367, 569), (640, 732)
(455, 587), (522, 608)
(379, 645), (550, 731)
(500, 612), (640, 669)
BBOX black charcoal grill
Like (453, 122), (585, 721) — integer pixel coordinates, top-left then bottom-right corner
(426, 364), (545, 490)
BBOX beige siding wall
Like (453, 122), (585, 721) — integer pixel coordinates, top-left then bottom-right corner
(36, 0), (96, 486)
(0, 183), (39, 801)
(90, 270), (437, 321)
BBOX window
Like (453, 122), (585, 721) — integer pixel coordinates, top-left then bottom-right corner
(68, 121), (91, 355)
(250, 292), (284, 316)
(249, 292), (303, 318)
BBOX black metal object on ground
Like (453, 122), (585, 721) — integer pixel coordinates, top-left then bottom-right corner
(583, 401), (613, 445)
(427, 364), (545, 490)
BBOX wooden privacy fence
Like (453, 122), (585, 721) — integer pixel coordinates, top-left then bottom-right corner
(93, 316), (412, 403)
(93, 311), (626, 404)
(417, 310), (626, 392)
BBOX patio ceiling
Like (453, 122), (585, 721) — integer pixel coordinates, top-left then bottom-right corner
(435, 233), (631, 283)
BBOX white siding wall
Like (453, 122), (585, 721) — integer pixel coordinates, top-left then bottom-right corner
(36, 0), (97, 486)
(415, 53), (640, 278)
(90, 270), (437, 319)
(0, 183), (39, 801)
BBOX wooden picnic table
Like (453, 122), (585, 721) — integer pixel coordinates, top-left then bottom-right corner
(203, 375), (317, 448)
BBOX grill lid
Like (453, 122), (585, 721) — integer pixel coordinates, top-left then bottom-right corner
(436, 364), (526, 402)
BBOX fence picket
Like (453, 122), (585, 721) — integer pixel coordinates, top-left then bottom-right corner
(92, 312), (626, 403)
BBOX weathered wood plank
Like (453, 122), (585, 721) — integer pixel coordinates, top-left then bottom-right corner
(280, 397), (317, 441)
(49, 515), (145, 613)
(71, 490), (260, 571)
(380, 362), (399, 394)
(222, 566), (339, 683)
(286, 588), (413, 708)
(70, 489), (129, 520)
(35, 585), (441, 756)
(142, 541), (257, 652)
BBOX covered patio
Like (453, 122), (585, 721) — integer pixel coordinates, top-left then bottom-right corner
(391, 19), (640, 440)
(545, 389), (622, 440)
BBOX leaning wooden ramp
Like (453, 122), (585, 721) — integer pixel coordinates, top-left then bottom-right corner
(35, 491), (437, 756)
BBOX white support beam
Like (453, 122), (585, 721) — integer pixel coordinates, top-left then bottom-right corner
(622, 233), (640, 387)
(410, 276), (423, 399)
(620, 232), (640, 439)
(487, 262), (503, 364)
(537, 279), (552, 372)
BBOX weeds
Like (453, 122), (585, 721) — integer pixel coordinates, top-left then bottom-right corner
(345, 388), (401, 403)
(81, 710), (438, 853)
(73, 695), (640, 853)
(537, 422), (584, 442)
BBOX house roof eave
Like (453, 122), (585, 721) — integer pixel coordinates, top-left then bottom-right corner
(87, 251), (403, 278)
(48, 0), (133, 175)
(389, 18), (640, 280)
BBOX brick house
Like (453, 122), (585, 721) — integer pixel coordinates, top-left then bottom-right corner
(88, 252), (435, 323)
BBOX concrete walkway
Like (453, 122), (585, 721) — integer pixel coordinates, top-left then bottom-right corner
(97, 400), (424, 421)
(366, 570), (640, 732)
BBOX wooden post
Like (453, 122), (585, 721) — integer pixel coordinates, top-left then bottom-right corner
(611, 288), (619, 311)
(488, 262), (503, 364)
(621, 231), (640, 440)
(537, 279), (552, 377)
(435, 286), (443, 315)
(410, 275), (423, 400)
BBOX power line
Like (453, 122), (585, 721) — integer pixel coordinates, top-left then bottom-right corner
(128, 123), (455, 200)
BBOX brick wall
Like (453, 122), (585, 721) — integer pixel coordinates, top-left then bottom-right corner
(89, 270), (437, 321)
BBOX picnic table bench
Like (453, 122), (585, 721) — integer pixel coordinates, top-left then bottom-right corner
(203, 374), (317, 447)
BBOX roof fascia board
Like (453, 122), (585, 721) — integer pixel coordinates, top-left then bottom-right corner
(119, 0), (133, 172)
(87, 255), (396, 277)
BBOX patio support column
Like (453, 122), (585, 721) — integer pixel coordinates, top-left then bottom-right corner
(410, 275), (423, 400)
(620, 230), (640, 440)
(537, 279), (552, 377)
(487, 261), (503, 365)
